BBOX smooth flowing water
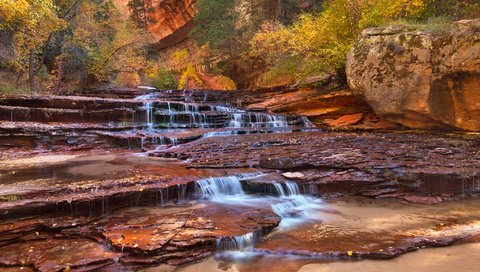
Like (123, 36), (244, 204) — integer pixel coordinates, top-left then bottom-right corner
(172, 197), (480, 272)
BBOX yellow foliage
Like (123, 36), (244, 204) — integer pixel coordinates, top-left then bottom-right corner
(0, 0), (30, 29)
(0, 0), (65, 71)
(250, 0), (429, 80)
(71, 1), (149, 82)
(172, 49), (190, 68)
(115, 72), (141, 88)
(178, 66), (203, 90)
(359, 0), (427, 29)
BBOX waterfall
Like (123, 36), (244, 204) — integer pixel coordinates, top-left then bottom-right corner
(214, 106), (242, 113)
(301, 116), (315, 127)
(216, 231), (259, 252)
(228, 113), (290, 128)
(273, 183), (286, 197)
(177, 184), (187, 203)
(229, 113), (243, 128)
(285, 182), (300, 195)
(270, 182), (310, 220)
(195, 172), (262, 201)
(271, 196), (308, 218)
(144, 102), (154, 131)
(196, 176), (245, 201)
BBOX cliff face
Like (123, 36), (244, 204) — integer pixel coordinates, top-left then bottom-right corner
(149, 0), (198, 48)
(114, 0), (197, 47)
(347, 19), (480, 131)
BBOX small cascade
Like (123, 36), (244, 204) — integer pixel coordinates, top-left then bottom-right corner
(195, 172), (263, 201)
(196, 176), (245, 201)
(273, 183), (286, 197)
(271, 196), (308, 218)
(300, 116), (315, 127)
(144, 102), (154, 131)
(227, 113), (291, 128)
(177, 184), (188, 203)
(203, 130), (239, 138)
(216, 232), (259, 252)
(229, 113), (243, 128)
(285, 182), (300, 195)
(270, 181), (310, 219)
(213, 106), (242, 113)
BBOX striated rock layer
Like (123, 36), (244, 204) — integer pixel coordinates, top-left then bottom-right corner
(347, 19), (480, 131)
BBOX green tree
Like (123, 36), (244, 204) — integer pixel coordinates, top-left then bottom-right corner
(127, 0), (156, 29)
(189, 0), (237, 56)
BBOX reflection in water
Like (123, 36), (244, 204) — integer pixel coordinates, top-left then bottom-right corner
(175, 243), (480, 272)
(174, 197), (480, 272)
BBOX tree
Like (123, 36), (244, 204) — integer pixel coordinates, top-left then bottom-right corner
(127, 0), (156, 29)
(69, 0), (150, 89)
(0, 0), (65, 92)
(189, 0), (237, 56)
(250, 0), (432, 83)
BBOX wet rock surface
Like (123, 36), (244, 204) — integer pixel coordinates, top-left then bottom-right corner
(0, 202), (280, 271)
(151, 131), (480, 198)
(1, 90), (480, 271)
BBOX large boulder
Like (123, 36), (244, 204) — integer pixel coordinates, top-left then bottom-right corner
(347, 19), (480, 131)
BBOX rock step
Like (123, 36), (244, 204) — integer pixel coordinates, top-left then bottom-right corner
(0, 96), (236, 112)
(0, 121), (317, 151)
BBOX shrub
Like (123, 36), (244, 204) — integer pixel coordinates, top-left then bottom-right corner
(249, 0), (459, 84)
(148, 69), (177, 90)
(178, 66), (203, 90)
(115, 72), (141, 88)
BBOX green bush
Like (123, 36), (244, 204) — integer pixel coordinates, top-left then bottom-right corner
(148, 69), (177, 90)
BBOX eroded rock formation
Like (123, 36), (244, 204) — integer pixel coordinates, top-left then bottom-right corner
(149, 0), (198, 48)
(347, 19), (480, 131)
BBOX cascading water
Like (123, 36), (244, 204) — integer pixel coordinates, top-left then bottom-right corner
(229, 113), (243, 128)
(195, 172), (263, 201)
(144, 102), (154, 131)
(193, 172), (323, 255)
(132, 92), (315, 152)
(216, 231), (260, 251)
(273, 182), (286, 197)
(285, 182), (300, 195)
(227, 113), (290, 128)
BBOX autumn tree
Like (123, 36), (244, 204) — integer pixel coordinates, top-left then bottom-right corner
(68, 0), (150, 89)
(0, 0), (65, 92)
(250, 0), (431, 84)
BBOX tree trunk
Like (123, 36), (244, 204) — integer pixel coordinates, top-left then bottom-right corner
(29, 50), (36, 93)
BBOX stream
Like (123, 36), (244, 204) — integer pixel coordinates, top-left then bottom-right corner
(0, 91), (479, 271)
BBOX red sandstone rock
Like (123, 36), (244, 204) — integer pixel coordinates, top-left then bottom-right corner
(326, 113), (364, 127)
(347, 19), (480, 131)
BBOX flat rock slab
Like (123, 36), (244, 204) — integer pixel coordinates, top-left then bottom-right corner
(152, 131), (480, 197)
(0, 203), (280, 270)
(0, 238), (120, 272)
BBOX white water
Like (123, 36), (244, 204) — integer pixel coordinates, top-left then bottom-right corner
(195, 172), (263, 202)
(133, 92), (315, 152)
(228, 113), (290, 128)
(194, 173), (323, 255)
(144, 102), (154, 131)
(216, 231), (259, 252)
